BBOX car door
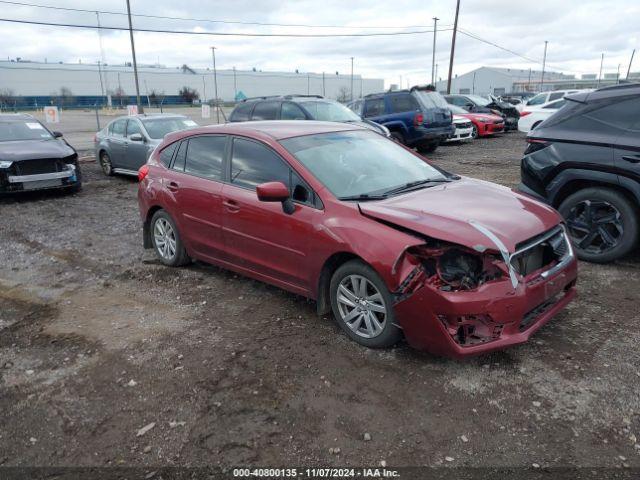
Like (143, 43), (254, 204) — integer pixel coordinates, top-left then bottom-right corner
(220, 136), (320, 292)
(124, 118), (149, 171)
(107, 118), (127, 168)
(607, 98), (640, 177)
(160, 135), (228, 262)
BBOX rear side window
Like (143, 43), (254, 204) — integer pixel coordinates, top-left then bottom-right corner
(549, 92), (565, 102)
(251, 101), (280, 120)
(111, 119), (126, 137)
(159, 142), (177, 167)
(230, 102), (253, 122)
(389, 94), (418, 113)
(544, 99), (566, 109)
(281, 102), (307, 120)
(184, 135), (226, 180)
(172, 140), (188, 171)
(527, 93), (547, 106)
(231, 138), (290, 189)
(586, 98), (640, 131)
(363, 98), (385, 117)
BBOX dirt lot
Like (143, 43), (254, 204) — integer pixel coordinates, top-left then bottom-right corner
(1, 132), (639, 473)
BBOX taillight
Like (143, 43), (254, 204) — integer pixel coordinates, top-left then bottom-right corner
(524, 138), (550, 154)
(520, 111), (532, 117)
(414, 112), (424, 126)
(138, 164), (150, 182)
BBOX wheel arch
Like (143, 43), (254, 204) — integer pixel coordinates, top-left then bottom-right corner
(143, 205), (164, 249)
(316, 251), (364, 315)
(551, 175), (640, 210)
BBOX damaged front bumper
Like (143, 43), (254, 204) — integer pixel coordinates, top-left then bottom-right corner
(391, 225), (578, 358)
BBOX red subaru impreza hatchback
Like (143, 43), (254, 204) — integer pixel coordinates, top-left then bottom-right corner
(138, 121), (577, 358)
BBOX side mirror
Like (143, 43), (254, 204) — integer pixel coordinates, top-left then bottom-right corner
(130, 133), (144, 142)
(52, 131), (63, 138)
(256, 181), (295, 214)
(465, 103), (474, 111)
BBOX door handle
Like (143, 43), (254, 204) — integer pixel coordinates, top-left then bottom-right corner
(166, 181), (179, 192)
(622, 155), (640, 164)
(223, 199), (240, 212)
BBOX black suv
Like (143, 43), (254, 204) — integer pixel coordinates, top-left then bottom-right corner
(519, 83), (640, 263)
(229, 95), (390, 137)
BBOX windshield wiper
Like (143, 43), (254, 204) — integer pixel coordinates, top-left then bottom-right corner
(383, 178), (451, 196)
(338, 193), (388, 201)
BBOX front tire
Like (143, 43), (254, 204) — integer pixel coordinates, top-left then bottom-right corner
(150, 210), (190, 267)
(471, 124), (479, 138)
(559, 187), (638, 263)
(330, 260), (402, 348)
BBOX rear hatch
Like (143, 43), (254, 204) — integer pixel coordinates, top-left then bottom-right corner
(411, 88), (452, 128)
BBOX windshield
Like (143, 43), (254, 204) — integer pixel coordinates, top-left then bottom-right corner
(141, 117), (198, 139)
(0, 120), (53, 142)
(465, 94), (491, 106)
(413, 90), (450, 109)
(280, 130), (447, 199)
(299, 100), (362, 122)
(526, 93), (547, 106)
(448, 104), (469, 114)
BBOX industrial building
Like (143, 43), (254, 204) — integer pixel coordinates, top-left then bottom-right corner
(435, 66), (640, 96)
(0, 60), (384, 107)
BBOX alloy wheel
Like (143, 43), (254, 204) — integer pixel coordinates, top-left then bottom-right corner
(153, 218), (177, 260)
(471, 125), (478, 138)
(100, 152), (112, 175)
(336, 275), (387, 339)
(565, 200), (623, 254)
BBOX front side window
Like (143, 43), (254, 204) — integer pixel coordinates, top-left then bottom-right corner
(231, 138), (290, 190)
(230, 102), (254, 122)
(184, 135), (226, 180)
(0, 120), (52, 142)
(549, 92), (565, 102)
(251, 102), (280, 120)
(527, 93), (547, 106)
(298, 100), (361, 122)
(280, 130), (447, 199)
(126, 119), (142, 137)
(281, 102), (307, 120)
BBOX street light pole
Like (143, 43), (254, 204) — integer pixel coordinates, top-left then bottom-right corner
(210, 46), (219, 123)
(540, 40), (548, 92)
(233, 66), (237, 98)
(597, 52), (604, 88)
(431, 17), (439, 85)
(446, 0), (460, 94)
(125, 0), (143, 113)
(350, 57), (354, 101)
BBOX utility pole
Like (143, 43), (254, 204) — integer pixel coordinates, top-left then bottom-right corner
(202, 76), (207, 103)
(540, 41), (548, 92)
(350, 57), (354, 101)
(97, 60), (105, 102)
(233, 66), (237, 98)
(446, 0), (461, 94)
(96, 12), (109, 96)
(210, 46), (219, 123)
(616, 64), (621, 84)
(597, 53), (604, 88)
(125, 0), (143, 113)
(626, 49), (635, 79)
(307, 73), (310, 95)
(527, 68), (532, 91)
(322, 71), (326, 97)
(431, 17), (439, 85)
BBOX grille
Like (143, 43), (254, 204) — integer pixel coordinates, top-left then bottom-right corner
(493, 120), (504, 125)
(457, 121), (472, 129)
(511, 227), (568, 277)
(15, 159), (63, 175)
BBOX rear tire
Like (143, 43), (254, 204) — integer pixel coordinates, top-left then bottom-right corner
(330, 260), (402, 349)
(559, 187), (638, 263)
(150, 210), (190, 267)
(416, 141), (438, 154)
(99, 151), (114, 176)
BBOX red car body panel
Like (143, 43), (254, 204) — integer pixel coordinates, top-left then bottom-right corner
(138, 121), (577, 358)
(458, 112), (505, 136)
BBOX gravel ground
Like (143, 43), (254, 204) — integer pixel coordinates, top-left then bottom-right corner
(1, 132), (639, 472)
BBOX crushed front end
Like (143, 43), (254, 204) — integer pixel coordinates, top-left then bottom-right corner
(392, 225), (577, 358)
(0, 154), (81, 193)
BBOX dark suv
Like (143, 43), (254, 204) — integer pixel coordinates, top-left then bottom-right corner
(349, 86), (454, 153)
(229, 95), (390, 138)
(519, 83), (640, 263)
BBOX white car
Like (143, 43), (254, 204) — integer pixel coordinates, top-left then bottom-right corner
(518, 98), (567, 133)
(445, 115), (474, 142)
(524, 89), (586, 108)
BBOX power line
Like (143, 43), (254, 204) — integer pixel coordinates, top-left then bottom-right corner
(0, 17), (449, 37)
(458, 28), (540, 64)
(0, 0), (452, 30)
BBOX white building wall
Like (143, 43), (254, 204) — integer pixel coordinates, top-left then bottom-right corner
(0, 61), (384, 101)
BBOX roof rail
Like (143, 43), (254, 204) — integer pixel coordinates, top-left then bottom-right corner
(282, 94), (324, 99)
(240, 95), (283, 102)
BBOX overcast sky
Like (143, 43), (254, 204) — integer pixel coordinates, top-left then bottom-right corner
(1, 0), (638, 86)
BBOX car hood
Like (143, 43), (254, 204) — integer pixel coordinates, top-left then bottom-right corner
(358, 177), (561, 253)
(0, 139), (75, 161)
(345, 119), (385, 135)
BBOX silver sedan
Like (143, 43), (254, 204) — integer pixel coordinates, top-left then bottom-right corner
(94, 114), (198, 176)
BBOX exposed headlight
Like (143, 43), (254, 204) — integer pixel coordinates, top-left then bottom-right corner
(0, 160), (13, 169)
